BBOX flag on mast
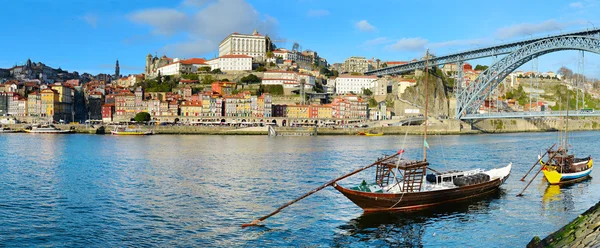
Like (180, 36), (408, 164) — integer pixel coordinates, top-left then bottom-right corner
(424, 139), (430, 149)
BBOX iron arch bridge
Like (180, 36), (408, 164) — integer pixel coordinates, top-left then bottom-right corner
(457, 35), (600, 119)
(364, 28), (600, 119)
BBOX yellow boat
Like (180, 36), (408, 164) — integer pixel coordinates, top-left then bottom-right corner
(540, 152), (592, 185)
(365, 132), (384, 136)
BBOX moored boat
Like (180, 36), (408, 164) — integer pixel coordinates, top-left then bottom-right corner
(332, 157), (511, 212)
(241, 50), (511, 227)
(0, 125), (16, 133)
(111, 126), (153, 135)
(540, 151), (592, 185)
(25, 124), (74, 134)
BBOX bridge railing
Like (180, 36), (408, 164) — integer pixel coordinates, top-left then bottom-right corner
(462, 110), (599, 119)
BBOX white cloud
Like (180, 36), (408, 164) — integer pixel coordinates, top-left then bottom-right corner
(386, 37), (428, 51)
(127, 0), (278, 57)
(128, 9), (188, 36)
(307, 9), (330, 17)
(569, 1), (584, 8)
(494, 19), (586, 39)
(355, 20), (375, 32)
(430, 38), (489, 48)
(82, 13), (98, 28)
(363, 37), (391, 47)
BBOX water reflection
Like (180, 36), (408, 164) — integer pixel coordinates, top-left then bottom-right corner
(333, 190), (503, 247)
(541, 177), (593, 212)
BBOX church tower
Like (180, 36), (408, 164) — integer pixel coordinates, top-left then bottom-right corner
(115, 60), (120, 79)
(145, 53), (152, 74)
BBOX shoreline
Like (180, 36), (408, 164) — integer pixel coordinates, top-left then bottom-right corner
(528, 200), (600, 247)
(4, 118), (600, 135)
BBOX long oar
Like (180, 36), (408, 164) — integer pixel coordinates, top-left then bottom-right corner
(517, 152), (558, 196)
(520, 143), (556, 181)
(241, 153), (400, 228)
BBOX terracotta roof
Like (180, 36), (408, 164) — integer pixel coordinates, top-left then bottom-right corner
(180, 58), (207, 65)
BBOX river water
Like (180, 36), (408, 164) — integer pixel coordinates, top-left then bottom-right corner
(0, 132), (599, 247)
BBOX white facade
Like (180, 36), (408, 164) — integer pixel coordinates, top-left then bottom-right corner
(206, 55), (253, 71)
(219, 30), (272, 59)
(397, 79), (417, 96)
(335, 75), (378, 94)
(261, 71), (315, 89)
(155, 58), (206, 76)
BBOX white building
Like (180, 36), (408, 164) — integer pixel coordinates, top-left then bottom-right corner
(335, 75), (378, 94)
(219, 29), (273, 60)
(273, 49), (312, 65)
(155, 58), (207, 76)
(261, 71), (315, 90)
(206, 55), (253, 71)
(397, 78), (417, 96)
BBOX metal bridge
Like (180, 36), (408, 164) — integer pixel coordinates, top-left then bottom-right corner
(462, 110), (599, 120)
(365, 28), (600, 120)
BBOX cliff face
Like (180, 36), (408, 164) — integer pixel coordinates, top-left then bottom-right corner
(401, 72), (450, 117)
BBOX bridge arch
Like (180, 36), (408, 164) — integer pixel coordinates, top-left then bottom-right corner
(456, 36), (600, 119)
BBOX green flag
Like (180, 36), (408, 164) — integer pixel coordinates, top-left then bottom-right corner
(424, 139), (429, 149)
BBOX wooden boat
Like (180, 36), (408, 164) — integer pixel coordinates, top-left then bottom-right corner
(111, 126), (153, 135)
(333, 157), (511, 212)
(25, 124), (74, 134)
(540, 151), (592, 185)
(241, 50), (511, 227)
(519, 91), (593, 195)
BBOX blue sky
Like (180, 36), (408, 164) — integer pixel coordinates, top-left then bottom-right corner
(1, 0), (600, 77)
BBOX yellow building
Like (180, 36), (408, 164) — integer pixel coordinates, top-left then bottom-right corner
(180, 101), (203, 117)
(40, 89), (59, 120)
(287, 105), (309, 119)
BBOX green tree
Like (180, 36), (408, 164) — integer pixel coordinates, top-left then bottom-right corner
(211, 68), (222, 74)
(474, 65), (489, 71)
(240, 74), (261, 84)
(363, 88), (373, 96)
(198, 66), (211, 73)
(134, 112), (151, 122)
(201, 75), (216, 85)
(256, 66), (267, 72)
(269, 62), (276, 67)
(381, 63), (388, 68)
(368, 98), (377, 107)
(266, 51), (274, 59)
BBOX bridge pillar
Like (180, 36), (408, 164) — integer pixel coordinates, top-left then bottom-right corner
(455, 60), (464, 118)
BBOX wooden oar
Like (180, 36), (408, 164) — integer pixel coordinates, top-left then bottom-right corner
(520, 143), (556, 181)
(516, 152), (558, 197)
(241, 153), (400, 228)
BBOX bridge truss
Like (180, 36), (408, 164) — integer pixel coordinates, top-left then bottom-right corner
(364, 28), (600, 119)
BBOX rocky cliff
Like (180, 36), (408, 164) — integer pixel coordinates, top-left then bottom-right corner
(401, 70), (451, 117)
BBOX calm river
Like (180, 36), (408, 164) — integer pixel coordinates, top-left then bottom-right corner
(1, 132), (599, 247)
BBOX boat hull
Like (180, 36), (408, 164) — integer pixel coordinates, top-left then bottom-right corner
(111, 131), (153, 135)
(542, 167), (593, 185)
(25, 130), (73, 134)
(333, 175), (508, 212)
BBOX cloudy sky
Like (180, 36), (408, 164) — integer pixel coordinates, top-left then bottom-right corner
(1, 0), (600, 76)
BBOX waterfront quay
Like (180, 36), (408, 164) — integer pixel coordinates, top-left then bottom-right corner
(7, 117), (600, 135)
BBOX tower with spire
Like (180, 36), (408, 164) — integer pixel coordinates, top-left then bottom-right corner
(115, 60), (120, 80)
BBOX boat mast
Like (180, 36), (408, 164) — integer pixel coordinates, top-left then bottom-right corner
(564, 86), (569, 151)
(423, 49), (429, 161)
